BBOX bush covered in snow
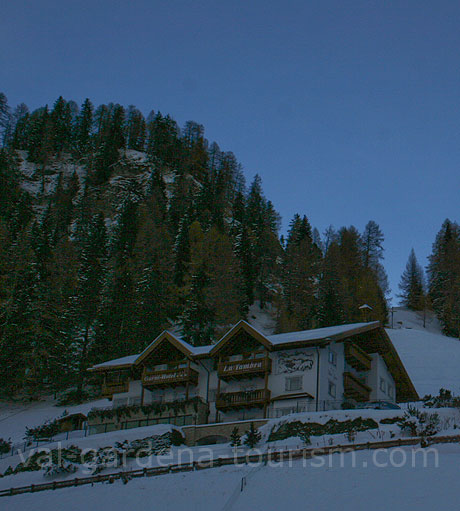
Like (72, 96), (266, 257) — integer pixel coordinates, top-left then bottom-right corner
(0, 438), (12, 454)
(25, 419), (60, 441)
(268, 417), (379, 442)
(423, 388), (460, 409)
(2, 431), (183, 479)
(397, 406), (440, 437)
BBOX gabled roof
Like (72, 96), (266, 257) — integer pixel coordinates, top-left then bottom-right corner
(209, 320), (273, 356)
(88, 354), (139, 372)
(267, 322), (381, 348)
(86, 320), (419, 401)
(134, 331), (195, 366)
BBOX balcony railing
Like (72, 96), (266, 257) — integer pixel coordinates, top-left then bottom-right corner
(215, 389), (271, 411)
(343, 372), (371, 402)
(218, 357), (271, 381)
(344, 343), (372, 372)
(142, 366), (199, 388)
(102, 381), (129, 397)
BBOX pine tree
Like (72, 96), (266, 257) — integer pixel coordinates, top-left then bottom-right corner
(230, 427), (242, 449)
(74, 98), (93, 156)
(399, 249), (425, 310)
(0, 92), (11, 146)
(243, 423), (261, 448)
(428, 220), (460, 337)
(50, 96), (72, 156)
(317, 241), (346, 327)
(277, 214), (321, 332)
(67, 213), (107, 381)
(362, 220), (390, 297)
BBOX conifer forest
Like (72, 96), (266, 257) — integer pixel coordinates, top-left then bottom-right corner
(0, 93), (458, 395)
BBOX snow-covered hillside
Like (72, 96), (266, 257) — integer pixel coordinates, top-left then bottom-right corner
(4, 443), (460, 511)
(386, 308), (460, 397)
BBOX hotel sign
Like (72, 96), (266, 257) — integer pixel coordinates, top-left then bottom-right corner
(221, 360), (265, 373)
(143, 369), (187, 384)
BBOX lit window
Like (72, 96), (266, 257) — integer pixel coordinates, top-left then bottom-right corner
(328, 381), (336, 398)
(285, 376), (303, 391)
(328, 350), (337, 366)
(380, 378), (386, 393)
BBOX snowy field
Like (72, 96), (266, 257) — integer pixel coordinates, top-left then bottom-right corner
(3, 443), (459, 511)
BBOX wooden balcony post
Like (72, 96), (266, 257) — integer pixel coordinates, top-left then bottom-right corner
(185, 359), (190, 401)
(263, 350), (270, 418)
(216, 357), (222, 422)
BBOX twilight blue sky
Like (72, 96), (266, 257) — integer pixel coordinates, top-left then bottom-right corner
(1, 0), (460, 302)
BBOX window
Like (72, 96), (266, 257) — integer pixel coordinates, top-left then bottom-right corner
(285, 376), (303, 391)
(328, 350), (337, 366)
(388, 385), (394, 399)
(380, 378), (386, 393)
(328, 381), (336, 398)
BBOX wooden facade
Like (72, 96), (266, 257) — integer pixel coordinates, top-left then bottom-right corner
(215, 389), (271, 411)
(142, 366), (199, 388)
(217, 357), (272, 381)
(343, 371), (371, 402)
(344, 343), (372, 372)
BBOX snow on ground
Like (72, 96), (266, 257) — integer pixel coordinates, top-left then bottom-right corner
(386, 308), (460, 397)
(1, 406), (458, 491)
(4, 444), (460, 511)
(247, 301), (276, 335)
(0, 398), (111, 444)
(389, 307), (442, 334)
(388, 328), (460, 397)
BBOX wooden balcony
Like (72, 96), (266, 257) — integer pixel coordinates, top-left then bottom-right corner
(102, 381), (129, 398)
(343, 372), (371, 402)
(218, 357), (271, 381)
(142, 367), (199, 388)
(215, 389), (271, 411)
(345, 343), (372, 372)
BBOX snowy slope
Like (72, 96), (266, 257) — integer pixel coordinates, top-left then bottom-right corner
(386, 308), (460, 397)
(4, 444), (460, 511)
(0, 397), (111, 444)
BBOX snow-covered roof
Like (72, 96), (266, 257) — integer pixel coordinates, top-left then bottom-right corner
(173, 337), (213, 356)
(267, 322), (380, 346)
(89, 354), (140, 371)
(88, 322), (381, 369)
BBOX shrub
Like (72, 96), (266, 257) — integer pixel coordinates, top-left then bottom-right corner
(25, 419), (60, 441)
(169, 429), (185, 446)
(397, 406), (440, 438)
(298, 430), (311, 446)
(423, 389), (460, 409)
(268, 417), (379, 442)
(0, 438), (11, 455)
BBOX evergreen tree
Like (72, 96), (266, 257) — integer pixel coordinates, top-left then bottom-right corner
(50, 96), (72, 155)
(277, 214), (321, 332)
(398, 249), (425, 310)
(0, 92), (11, 146)
(230, 427), (242, 449)
(74, 98), (94, 156)
(317, 241), (346, 326)
(244, 423), (261, 448)
(428, 220), (460, 337)
(67, 213), (107, 381)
